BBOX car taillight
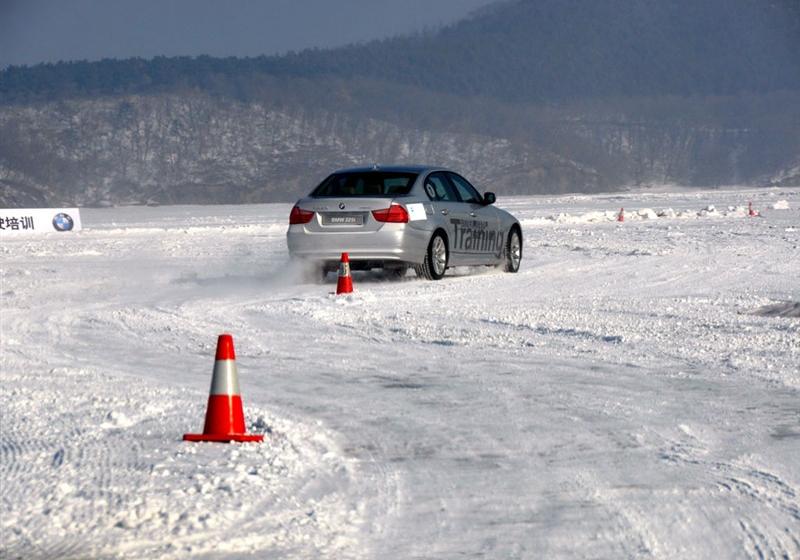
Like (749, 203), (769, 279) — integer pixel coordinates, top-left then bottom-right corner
(289, 205), (314, 224)
(372, 204), (409, 223)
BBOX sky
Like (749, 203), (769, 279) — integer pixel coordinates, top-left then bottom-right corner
(0, 0), (497, 69)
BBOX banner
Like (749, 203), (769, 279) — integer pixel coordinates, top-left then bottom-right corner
(0, 208), (82, 235)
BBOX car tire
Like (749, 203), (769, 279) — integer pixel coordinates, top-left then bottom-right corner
(415, 232), (448, 280)
(504, 228), (522, 273)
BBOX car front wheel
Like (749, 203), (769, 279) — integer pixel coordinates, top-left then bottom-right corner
(504, 228), (522, 273)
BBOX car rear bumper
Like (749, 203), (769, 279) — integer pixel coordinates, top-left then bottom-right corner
(286, 223), (430, 265)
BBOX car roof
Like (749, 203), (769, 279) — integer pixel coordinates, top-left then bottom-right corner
(332, 164), (446, 175)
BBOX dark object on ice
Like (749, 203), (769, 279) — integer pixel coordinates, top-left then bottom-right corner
(752, 302), (800, 318)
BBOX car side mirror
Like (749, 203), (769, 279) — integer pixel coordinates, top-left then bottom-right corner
(483, 192), (496, 205)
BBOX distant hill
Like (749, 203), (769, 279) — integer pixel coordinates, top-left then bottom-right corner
(3, 0), (799, 105)
(1, 0), (799, 207)
(269, 0), (800, 101)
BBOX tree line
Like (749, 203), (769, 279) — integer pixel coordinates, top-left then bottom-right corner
(2, 0), (799, 106)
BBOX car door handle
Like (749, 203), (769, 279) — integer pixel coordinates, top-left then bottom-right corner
(441, 209), (449, 215)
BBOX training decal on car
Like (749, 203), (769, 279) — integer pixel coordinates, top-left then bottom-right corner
(451, 218), (504, 256)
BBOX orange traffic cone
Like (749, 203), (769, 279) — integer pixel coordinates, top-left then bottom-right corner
(617, 208), (625, 222)
(183, 334), (264, 443)
(748, 201), (759, 217)
(336, 252), (354, 295)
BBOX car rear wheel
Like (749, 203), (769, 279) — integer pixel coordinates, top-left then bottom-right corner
(504, 229), (522, 273)
(415, 232), (448, 280)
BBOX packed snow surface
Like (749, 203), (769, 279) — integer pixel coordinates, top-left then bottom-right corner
(1, 187), (799, 559)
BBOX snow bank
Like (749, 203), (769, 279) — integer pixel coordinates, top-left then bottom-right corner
(519, 201), (769, 227)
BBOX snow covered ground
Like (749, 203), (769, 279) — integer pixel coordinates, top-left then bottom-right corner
(1, 187), (798, 559)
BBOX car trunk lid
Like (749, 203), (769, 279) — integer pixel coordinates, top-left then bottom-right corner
(301, 197), (400, 232)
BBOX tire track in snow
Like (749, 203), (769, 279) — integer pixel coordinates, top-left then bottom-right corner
(2, 283), (392, 557)
(236, 283), (800, 557)
(276, 291), (625, 354)
(0, 364), (371, 559)
(656, 431), (800, 559)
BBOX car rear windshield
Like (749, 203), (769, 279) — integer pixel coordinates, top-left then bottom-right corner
(311, 172), (418, 197)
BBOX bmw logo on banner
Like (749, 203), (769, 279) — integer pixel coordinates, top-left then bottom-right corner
(0, 208), (82, 236)
(52, 213), (75, 232)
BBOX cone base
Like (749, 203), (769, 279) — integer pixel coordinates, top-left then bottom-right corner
(183, 433), (264, 443)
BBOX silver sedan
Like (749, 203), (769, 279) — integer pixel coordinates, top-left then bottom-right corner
(286, 165), (522, 280)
